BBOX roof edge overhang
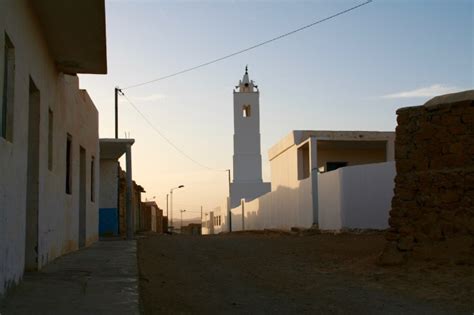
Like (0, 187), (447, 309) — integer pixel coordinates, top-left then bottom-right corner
(30, 0), (107, 74)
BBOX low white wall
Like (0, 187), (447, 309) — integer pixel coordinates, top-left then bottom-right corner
(318, 162), (395, 230)
(230, 162), (395, 232)
(231, 177), (313, 231)
(317, 170), (342, 230)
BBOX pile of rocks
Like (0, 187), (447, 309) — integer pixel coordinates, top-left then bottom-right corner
(380, 90), (474, 265)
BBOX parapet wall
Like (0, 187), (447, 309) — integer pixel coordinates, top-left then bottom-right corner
(383, 91), (474, 263)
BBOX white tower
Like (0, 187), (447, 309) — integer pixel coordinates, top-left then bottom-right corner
(230, 67), (270, 208)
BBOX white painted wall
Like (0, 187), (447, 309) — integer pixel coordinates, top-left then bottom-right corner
(99, 159), (118, 209)
(318, 162), (395, 230)
(231, 177), (313, 231)
(230, 162), (395, 232)
(0, 0), (99, 295)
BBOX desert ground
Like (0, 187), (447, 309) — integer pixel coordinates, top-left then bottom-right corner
(138, 232), (473, 314)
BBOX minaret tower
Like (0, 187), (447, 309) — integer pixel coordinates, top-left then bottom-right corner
(230, 66), (270, 208)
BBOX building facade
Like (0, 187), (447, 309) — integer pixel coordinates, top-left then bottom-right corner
(0, 0), (106, 295)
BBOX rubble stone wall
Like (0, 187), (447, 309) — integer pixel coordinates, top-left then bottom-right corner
(384, 91), (474, 263)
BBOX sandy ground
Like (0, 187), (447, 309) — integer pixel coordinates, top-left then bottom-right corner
(138, 232), (473, 314)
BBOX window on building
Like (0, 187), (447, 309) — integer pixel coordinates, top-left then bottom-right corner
(66, 134), (72, 194)
(90, 156), (95, 202)
(297, 142), (310, 180)
(326, 162), (348, 172)
(48, 108), (53, 170)
(242, 105), (251, 117)
(1, 33), (15, 142)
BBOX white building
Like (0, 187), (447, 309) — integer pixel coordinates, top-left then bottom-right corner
(228, 130), (396, 232)
(0, 0), (106, 295)
(230, 67), (271, 209)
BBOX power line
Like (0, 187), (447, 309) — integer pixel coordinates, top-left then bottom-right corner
(120, 93), (227, 172)
(122, 0), (373, 90)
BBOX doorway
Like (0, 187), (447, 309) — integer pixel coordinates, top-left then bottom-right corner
(25, 78), (40, 271)
(79, 146), (86, 248)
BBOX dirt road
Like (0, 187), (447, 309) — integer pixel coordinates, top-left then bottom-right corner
(138, 232), (473, 314)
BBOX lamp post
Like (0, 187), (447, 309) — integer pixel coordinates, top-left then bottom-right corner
(169, 185), (184, 233)
(180, 209), (186, 231)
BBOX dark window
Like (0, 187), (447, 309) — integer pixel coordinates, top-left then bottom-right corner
(1, 33), (15, 141)
(66, 134), (72, 194)
(91, 156), (95, 202)
(326, 162), (348, 172)
(48, 108), (53, 170)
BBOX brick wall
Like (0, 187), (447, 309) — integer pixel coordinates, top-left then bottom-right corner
(380, 91), (474, 264)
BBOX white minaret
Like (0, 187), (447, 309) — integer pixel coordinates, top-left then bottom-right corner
(230, 67), (270, 209)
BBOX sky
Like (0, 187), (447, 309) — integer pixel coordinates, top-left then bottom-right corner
(79, 0), (473, 221)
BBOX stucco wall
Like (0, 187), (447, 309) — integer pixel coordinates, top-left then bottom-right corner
(231, 162), (394, 232)
(318, 162), (395, 230)
(99, 160), (118, 209)
(0, 0), (99, 295)
(231, 177), (313, 231)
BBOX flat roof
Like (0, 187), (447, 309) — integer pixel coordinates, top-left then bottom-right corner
(30, 0), (107, 74)
(268, 130), (395, 161)
(99, 139), (135, 160)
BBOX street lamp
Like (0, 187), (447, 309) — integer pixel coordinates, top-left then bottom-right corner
(180, 209), (186, 231)
(169, 185), (184, 233)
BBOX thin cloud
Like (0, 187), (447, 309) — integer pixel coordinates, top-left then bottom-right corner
(382, 84), (463, 99)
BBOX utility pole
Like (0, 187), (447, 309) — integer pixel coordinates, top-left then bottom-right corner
(200, 205), (203, 235)
(115, 87), (124, 139)
(227, 169), (232, 233)
(115, 87), (119, 139)
(180, 209), (186, 231)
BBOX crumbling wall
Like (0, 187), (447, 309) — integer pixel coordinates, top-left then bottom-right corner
(381, 91), (474, 264)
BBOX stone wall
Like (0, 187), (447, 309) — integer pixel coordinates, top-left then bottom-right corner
(381, 90), (474, 264)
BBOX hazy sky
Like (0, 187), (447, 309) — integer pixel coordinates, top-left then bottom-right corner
(79, 0), (473, 221)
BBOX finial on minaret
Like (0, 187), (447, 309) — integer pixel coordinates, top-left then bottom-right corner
(245, 65), (248, 74)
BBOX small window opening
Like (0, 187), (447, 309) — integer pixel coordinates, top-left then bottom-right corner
(297, 142), (310, 180)
(66, 134), (72, 194)
(1, 33), (15, 141)
(91, 156), (95, 202)
(48, 108), (53, 170)
(242, 105), (251, 117)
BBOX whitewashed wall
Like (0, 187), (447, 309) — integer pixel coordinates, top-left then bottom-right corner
(231, 177), (313, 231)
(318, 161), (395, 230)
(0, 1), (99, 295)
(230, 162), (395, 232)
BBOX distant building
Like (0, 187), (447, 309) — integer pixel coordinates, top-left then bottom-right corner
(202, 206), (224, 235)
(0, 0), (107, 295)
(181, 224), (202, 235)
(143, 201), (164, 233)
(230, 67), (271, 209)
